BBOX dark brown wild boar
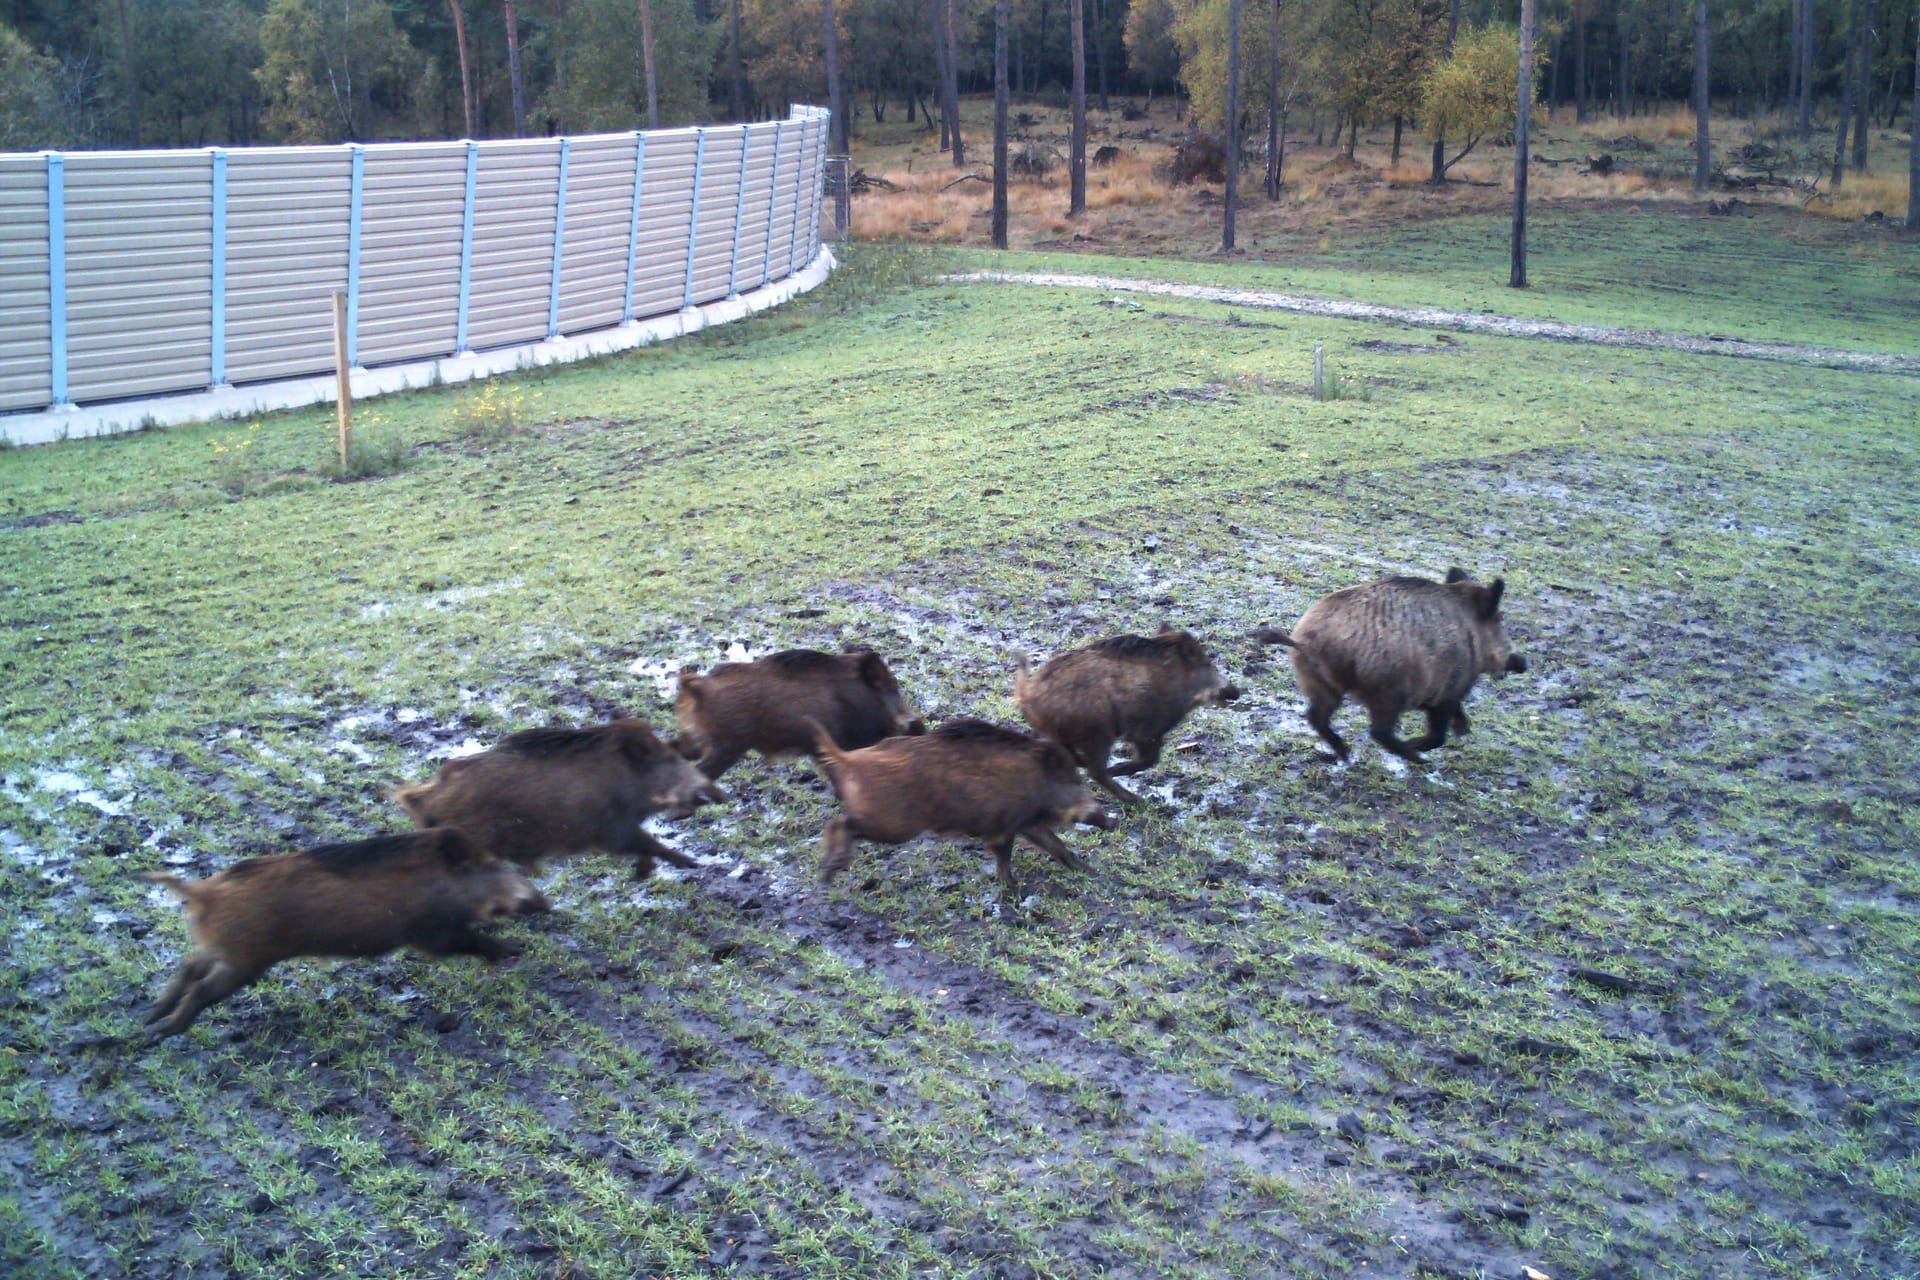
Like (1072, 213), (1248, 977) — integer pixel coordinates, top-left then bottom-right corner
(1255, 568), (1528, 764)
(140, 827), (548, 1041)
(811, 719), (1115, 890)
(1015, 629), (1242, 805)
(393, 719), (724, 878)
(673, 648), (925, 779)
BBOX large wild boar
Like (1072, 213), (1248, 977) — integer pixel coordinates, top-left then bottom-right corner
(1015, 629), (1241, 805)
(141, 828), (549, 1041)
(810, 719), (1114, 890)
(673, 648), (925, 780)
(393, 719), (724, 878)
(1255, 568), (1528, 763)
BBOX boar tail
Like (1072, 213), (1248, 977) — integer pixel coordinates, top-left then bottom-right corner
(388, 782), (436, 824)
(1013, 656), (1032, 709)
(137, 870), (193, 902)
(1252, 626), (1295, 648)
(806, 719), (848, 786)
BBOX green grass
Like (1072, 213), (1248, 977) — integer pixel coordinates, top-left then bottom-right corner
(2, 236), (1917, 1278)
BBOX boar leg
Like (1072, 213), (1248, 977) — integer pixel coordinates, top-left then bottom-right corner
(1020, 826), (1090, 874)
(1080, 752), (1143, 806)
(819, 815), (858, 884)
(144, 959), (257, 1042)
(1303, 693), (1352, 763)
(144, 953), (214, 1032)
(1366, 708), (1428, 762)
(988, 836), (1019, 890)
(424, 923), (522, 962)
(629, 828), (701, 879)
(695, 746), (746, 782)
(1108, 737), (1164, 779)
(1449, 705), (1471, 737)
(1403, 708), (1451, 754)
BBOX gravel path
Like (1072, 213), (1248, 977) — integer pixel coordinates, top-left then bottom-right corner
(948, 270), (1920, 374)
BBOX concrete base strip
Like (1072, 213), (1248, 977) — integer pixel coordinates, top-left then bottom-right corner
(2, 249), (837, 448)
(946, 270), (1920, 375)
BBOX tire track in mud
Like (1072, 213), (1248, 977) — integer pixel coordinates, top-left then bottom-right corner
(678, 864), (1535, 1279)
(947, 271), (1920, 374)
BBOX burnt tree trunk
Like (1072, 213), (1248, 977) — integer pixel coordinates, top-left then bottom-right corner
(505, 0), (528, 136)
(451, 0), (478, 136)
(1070, 0), (1088, 214)
(639, 0), (659, 128)
(1693, 0), (1711, 190)
(1512, 0), (1536, 287)
(1224, 0), (1241, 250)
(993, 0), (1009, 248)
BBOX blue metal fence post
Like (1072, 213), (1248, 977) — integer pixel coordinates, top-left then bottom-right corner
(785, 118), (807, 277)
(346, 143), (364, 367)
(455, 141), (478, 356)
(209, 148), (228, 388)
(682, 128), (707, 311)
(761, 122), (785, 286)
(726, 126), (751, 299)
(548, 137), (570, 340)
(46, 151), (72, 409)
(623, 132), (647, 324)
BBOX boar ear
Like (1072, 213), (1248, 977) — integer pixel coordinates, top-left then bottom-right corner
(434, 828), (486, 868)
(857, 651), (893, 688)
(618, 721), (666, 762)
(1445, 567), (1474, 584)
(1480, 578), (1505, 619)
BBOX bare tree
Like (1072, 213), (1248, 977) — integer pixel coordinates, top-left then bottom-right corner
(928, 0), (964, 164)
(1223, 0), (1240, 250)
(823, 0), (846, 152)
(1575, 0), (1587, 122)
(730, 0), (746, 119)
(638, 0), (660, 127)
(1693, 0), (1710, 191)
(1852, 0), (1877, 171)
(1070, 0), (1087, 214)
(1833, 0), (1858, 186)
(450, 0), (478, 136)
(1798, 0), (1814, 141)
(115, 0), (139, 145)
(1092, 0), (1110, 110)
(1512, 0), (1536, 287)
(505, 0), (528, 136)
(993, 0), (1009, 248)
(1431, 0), (1463, 182)
(1266, 0), (1283, 199)
(1909, 11), (1918, 232)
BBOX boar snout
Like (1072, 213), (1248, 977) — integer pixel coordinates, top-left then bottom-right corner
(1505, 654), (1528, 675)
(697, 780), (730, 805)
(901, 716), (928, 736)
(1216, 683), (1242, 703)
(1074, 801), (1118, 831)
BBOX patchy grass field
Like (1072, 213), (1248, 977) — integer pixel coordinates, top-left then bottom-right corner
(2, 240), (1918, 1280)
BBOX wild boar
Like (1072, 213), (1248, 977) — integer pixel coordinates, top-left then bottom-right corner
(140, 827), (549, 1041)
(1015, 629), (1242, 805)
(810, 719), (1115, 890)
(673, 648), (925, 780)
(1255, 568), (1528, 763)
(393, 719), (724, 878)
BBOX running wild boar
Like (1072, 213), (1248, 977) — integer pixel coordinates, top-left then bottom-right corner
(141, 828), (548, 1041)
(673, 648), (925, 780)
(394, 719), (724, 878)
(811, 719), (1115, 890)
(1255, 568), (1528, 763)
(1015, 629), (1241, 805)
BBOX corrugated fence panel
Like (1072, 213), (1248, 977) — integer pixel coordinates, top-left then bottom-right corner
(556, 134), (638, 337)
(0, 106), (827, 414)
(0, 158), (51, 412)
(358, 143), (466, 366)
(688, 128), (744, 306)
(467, 138), (561, 352)
(226, 147), (351, 385)
(628, 129), (699, 320)
(65, 152), (212, 402)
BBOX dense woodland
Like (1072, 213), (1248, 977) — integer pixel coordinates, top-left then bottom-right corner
(0, 0), (1914, 153)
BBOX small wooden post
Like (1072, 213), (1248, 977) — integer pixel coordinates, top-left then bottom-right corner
(332, 291), (352, 468)
(1313, 342), (1325, 401)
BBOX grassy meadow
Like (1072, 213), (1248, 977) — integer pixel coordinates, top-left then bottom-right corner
(2, 231), (1918, 1279)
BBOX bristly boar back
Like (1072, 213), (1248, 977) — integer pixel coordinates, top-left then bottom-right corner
(672, 648), (926, 780)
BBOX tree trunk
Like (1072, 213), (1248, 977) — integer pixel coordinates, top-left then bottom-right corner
(1575, 0), (1588, 121)
(1853, 0), (1877, 170)
(1693, 0), (1711, 190)
(823, 0), (846, 151)
(1093, 0), (1110, 110)
(1908, 10), (1918, 231)
(944, 0), (966, 164)
(1788, 0), (1801, 113)
(1070, 0), (1087, 213)
(1266, 0), (1282, 199)
(730, 0), (746, 120)
(505, 0), (528, 136)
(1432, 0), (1463, 181)
(1512, 0), (1535, 287)
(1618, 5), (1632, 121)
(450, 0), (478, 136)
(993, 0), (1009, 248)
(1391, 115), (1403, 164)
(929, 0), (963, 164)
(1834, 0), (1858, 186)
(1799, 0), (1814, 140)
(639, 0), (659, 128)
(115, 0), (140, 146)
(1224, 0), (1240, 250)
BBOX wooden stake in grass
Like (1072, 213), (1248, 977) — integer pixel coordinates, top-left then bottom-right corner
(1313, 341), (1325, 400)
(1511, 0), (1536, 288)
(332, 291), (352, 469)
